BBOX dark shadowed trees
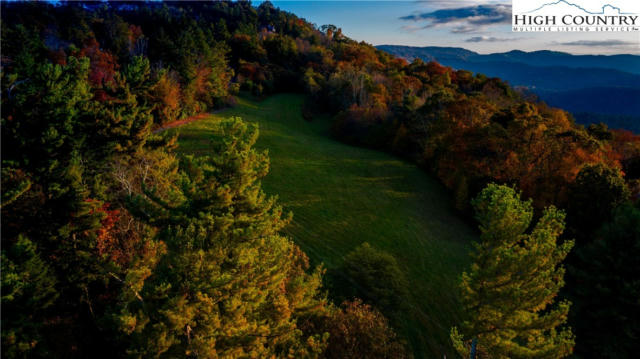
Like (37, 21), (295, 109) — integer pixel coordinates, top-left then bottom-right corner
(569, 203), (640, 358)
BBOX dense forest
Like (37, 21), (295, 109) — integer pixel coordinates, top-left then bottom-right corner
(376, 44), (640, 132)
(2, 1), (639, 358)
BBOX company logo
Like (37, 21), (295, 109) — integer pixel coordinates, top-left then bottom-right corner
(512, 0), (640, 32)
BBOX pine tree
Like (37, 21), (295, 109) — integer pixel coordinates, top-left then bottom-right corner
(119, 118), (328, 358)
(1, 53), (161, 356)
(1, 236), (58, 358)
(451, 184), (574, 359)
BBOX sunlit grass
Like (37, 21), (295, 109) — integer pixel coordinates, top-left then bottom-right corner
(171, 94), (477, 358)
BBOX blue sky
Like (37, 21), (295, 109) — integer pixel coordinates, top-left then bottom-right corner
(263, 1), (640, 54)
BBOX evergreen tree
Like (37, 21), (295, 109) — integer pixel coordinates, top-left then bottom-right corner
(119, 118), (328, 358)
(1, 236), (58, 358)
(451, 184), (574, 358)
(1, 52), (159, 356)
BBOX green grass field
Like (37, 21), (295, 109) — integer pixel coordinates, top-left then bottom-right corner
(170, 94), (476, 358)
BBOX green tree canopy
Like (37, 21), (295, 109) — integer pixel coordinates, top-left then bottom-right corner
(333, 242), (409, 319)
(119, 118), (328, 358)
(451, 184), (574, 359)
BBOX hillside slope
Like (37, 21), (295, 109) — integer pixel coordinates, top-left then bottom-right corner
(377, 45), (640, 127)
(171, 94), (476, 357)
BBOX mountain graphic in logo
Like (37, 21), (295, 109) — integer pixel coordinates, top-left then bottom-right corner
(525, 0), (636, 15)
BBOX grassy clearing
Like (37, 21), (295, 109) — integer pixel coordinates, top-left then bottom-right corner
(170, 94), (476, 358)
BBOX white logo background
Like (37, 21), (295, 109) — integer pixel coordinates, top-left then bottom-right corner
(512, 0), (640, 31)
(513, 0), (640, 15)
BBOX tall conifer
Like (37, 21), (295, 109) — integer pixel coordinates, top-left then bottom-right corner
(451, 184), (574, 358)
(120, 118), (328, 358)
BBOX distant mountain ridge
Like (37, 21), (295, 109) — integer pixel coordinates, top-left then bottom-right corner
(376, 45), (640, 74)
(377, 45), (640, 131)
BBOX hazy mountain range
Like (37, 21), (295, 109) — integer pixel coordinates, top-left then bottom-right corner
(377, 45), (640, 132)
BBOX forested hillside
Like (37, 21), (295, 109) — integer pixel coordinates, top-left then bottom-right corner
(169, 93), (475, 356)
(377, 45), (640, 131)
(2, 1), (639, 358)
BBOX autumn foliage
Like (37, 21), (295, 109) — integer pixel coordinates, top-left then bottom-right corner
(2, 1), (638, 358)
